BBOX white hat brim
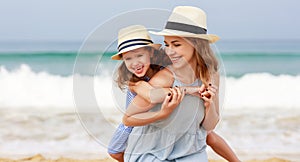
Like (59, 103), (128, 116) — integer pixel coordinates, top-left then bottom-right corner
(111, 43), (161, 60)
(150, 29), (219, 43)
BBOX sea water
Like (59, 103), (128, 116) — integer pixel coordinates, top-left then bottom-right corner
(0, 40), (299, 160)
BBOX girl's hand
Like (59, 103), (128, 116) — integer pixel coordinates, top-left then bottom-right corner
(160, 87), (185, 118)
(200, 83), (218, 108)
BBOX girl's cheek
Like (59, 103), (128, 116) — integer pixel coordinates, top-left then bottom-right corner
(124, 61), (131, 69)
(147, 58), (151, 64)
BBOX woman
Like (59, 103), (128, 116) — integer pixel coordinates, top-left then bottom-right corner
(109, 24), (240, 162)
(123, 6), (221, 161)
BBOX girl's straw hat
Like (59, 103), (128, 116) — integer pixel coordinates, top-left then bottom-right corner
(150, 6), (219, 43)
(111, 25), (161, 60)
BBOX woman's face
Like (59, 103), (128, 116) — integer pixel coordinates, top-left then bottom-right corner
(122, 47), (152, 78)
(164, 36), (195, 69)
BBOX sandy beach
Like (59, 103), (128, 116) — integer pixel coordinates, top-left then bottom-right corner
(0, 154), (291, 162)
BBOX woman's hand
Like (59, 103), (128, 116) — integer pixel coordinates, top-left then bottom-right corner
(200, 83), (218, 108)
(200, 82), (220, 131)
(159, 87), (185, 119)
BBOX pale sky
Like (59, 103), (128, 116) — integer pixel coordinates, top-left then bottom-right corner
(0, 0), (299, 41)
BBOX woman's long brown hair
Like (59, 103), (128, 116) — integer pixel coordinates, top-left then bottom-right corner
(185, 38), (219, 86)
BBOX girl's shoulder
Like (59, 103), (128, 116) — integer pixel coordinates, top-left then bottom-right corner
(149, 67), (174, 88)
(158, 67), (173, 75)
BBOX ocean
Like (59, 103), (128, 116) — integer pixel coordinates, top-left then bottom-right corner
(0, 40), (299, 161)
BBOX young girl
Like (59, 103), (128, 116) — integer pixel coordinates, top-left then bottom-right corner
(108, 25), (182, 162)
(123, 6), (240, 162)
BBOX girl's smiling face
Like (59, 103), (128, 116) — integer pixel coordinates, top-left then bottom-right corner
(164, 36), (195, 69)
(122, 47), (152, 78)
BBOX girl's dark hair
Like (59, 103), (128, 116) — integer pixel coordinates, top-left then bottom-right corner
(116, 46), (171, 91)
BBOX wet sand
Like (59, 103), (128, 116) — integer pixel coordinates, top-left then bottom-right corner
(0, 154), (291, 162)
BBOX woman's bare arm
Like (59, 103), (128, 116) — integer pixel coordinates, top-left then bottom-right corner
(201, 72), (220, 131)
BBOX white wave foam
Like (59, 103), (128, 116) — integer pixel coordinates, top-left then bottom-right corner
(1, 65), (299, 110)
(0, 65), (121, 112)
(0, 65), (74, 109)
(224, 73), (300, 109)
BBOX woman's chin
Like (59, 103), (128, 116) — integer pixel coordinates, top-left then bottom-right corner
(172, 63), (183, 69)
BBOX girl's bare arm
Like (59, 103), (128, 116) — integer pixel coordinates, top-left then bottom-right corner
(123, 69), (178, 126)
(123, 87), (184, 126)
(130, 77), (202, 104)
(129, 81), (169, 104)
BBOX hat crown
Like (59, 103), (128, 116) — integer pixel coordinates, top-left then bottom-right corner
(149, 6), (219, 43)
(118, 25), (152, 47)
(111, 25), (161, 60)
(168, 6), (207, 30)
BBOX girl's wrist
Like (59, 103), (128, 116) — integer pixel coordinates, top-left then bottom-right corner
(158, 109), (170, 119)
(183, 86), (198, 94)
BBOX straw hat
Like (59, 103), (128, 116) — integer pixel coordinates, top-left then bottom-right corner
(150, 6), (219, 43)
(111, 25), (161, 60)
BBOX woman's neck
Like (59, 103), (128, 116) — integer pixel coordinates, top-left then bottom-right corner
(172, 61), (197, 84)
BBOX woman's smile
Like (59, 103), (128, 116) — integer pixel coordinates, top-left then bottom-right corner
(169, 55), (182, 63)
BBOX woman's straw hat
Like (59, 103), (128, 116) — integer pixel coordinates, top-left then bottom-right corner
(111, 25), (161, 60)
(150, 6), (219, 43)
